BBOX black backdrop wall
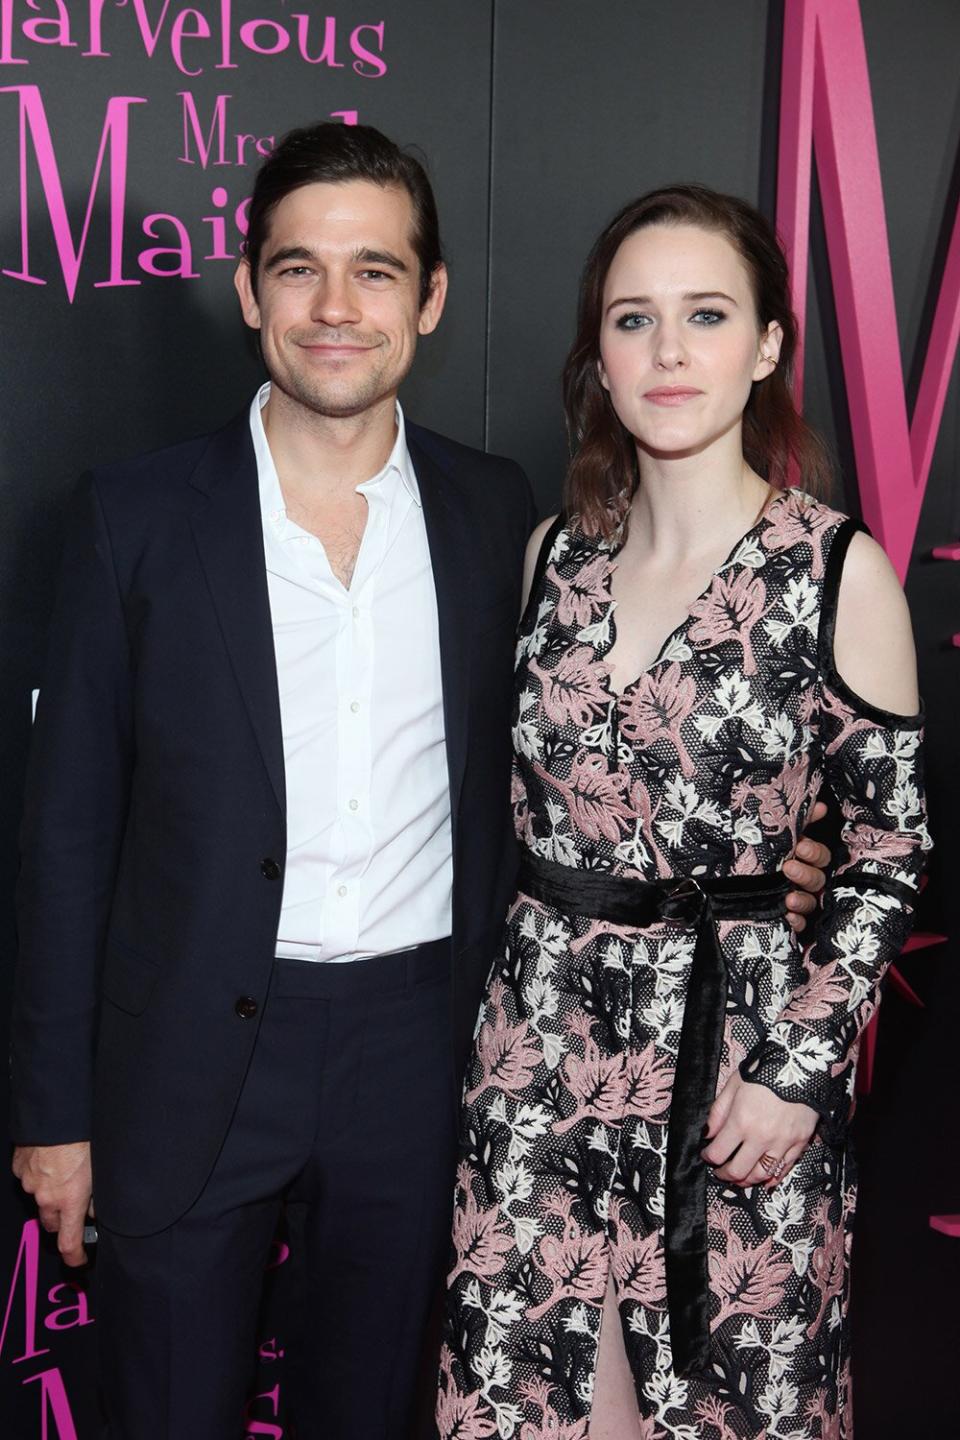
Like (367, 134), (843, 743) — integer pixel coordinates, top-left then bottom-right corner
(1, 2), (958, 1436)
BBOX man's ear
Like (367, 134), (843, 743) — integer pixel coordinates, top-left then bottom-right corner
(417, 263), (449, 336)
(234, 259), (261, 330)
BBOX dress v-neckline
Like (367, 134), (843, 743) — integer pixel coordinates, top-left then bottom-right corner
(601, 487), (787, 701)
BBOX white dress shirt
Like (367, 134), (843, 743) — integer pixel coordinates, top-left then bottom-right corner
(251, 384), (452, 962)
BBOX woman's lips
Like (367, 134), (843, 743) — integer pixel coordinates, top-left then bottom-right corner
(643, 387), (704, 406)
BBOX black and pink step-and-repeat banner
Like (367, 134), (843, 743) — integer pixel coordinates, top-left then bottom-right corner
(1, 2), (958, 1435)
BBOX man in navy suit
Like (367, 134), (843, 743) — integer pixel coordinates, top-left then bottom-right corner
(10, 123), (827, 1438)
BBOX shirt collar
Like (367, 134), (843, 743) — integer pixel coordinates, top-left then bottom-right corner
(249, 381), (421, 519)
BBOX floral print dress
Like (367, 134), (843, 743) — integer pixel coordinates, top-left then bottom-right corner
(438, 490), (930, 1440)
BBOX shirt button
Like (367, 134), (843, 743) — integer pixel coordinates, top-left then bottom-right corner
(234, 996), (258, 1020)
(337, 884), (348, 898)
(350, 701), (360, 714)
(348, 799), (359, 811)
(352, 606), (360, 619)
(260, 858), (282, 881)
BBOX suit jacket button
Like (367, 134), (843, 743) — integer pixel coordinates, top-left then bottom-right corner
(260, 858), (281, 881)
(235, 996), (258, 1019)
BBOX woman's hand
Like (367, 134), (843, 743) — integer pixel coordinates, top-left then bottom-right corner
(702, 1070), (819, 1187)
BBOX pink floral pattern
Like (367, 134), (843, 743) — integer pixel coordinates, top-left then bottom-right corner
(619, 663), (699, 777)
(688, 570), (767, 676)
(443, 490), (929, 1439)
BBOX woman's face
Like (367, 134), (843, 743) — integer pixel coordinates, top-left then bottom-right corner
(597, 222), (781, 461)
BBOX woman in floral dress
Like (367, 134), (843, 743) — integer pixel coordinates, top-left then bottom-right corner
(438, 186), (930, 1440)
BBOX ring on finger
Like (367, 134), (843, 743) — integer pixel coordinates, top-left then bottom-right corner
(759, 1152), (783, 1173)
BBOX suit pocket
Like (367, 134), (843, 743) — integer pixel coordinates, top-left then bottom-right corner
(100, 938), (160, 1016)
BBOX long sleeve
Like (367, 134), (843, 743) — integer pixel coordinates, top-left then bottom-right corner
(741, 524), (932, 1135)
(10, 473), (134, 1143)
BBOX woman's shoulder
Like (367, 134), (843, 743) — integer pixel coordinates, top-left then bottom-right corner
(523, 510), (612, 567)
(770, 488), (901, 584)
(770, 486), (848, 530)
(757, 487), (857, 582)
(522, 514), (562, 614)
(521, 511), (613, 610)
(785, 493), (921, 717)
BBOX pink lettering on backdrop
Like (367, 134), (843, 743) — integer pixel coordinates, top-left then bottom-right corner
(239, 19), (289, 57)
(81, 0), (111, 59)
(127, 0), (178, 60)
(265, 1238), (290, 1271)
(350, 21), (386, 77)
(170, 7), (212, 78)
(203, 186), (234, 260)
(43, 1284), (94, 1335)
(179, 90), (231, 167)
(139, 210), (201, 277)
(0, 1220), (50, 1367)
(0, 85), (145, 300)
(0, 0), (26, 62)
(778, 0), (955, 1099)
(777, 0), (960, 582)
(245, 1384), (283, 1440)
(21, 1368), (79, 1440)
(0, 2), (387, 77)
(21, 0), (74, 49)
(293, 12), (343, 67)
(0, 87), (357, 295)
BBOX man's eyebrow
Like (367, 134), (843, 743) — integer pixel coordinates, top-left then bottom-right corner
(605, 289), (740, 313)
(264, 245), (316, 272)
(262, 245), (410, 273)
(353, 247), (409, 272)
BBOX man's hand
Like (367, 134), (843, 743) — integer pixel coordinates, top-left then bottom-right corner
(783, 799), (831, 934)
(12, 1142), (93, 1266)
(702, 1071), (818, 1188)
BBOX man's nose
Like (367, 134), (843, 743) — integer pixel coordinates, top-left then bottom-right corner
(309, 274), (362, 327)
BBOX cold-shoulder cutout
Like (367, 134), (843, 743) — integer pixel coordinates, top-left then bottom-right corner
(819, 520), (921, 726)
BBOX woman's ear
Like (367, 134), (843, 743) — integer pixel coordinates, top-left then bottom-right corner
(753, 320), (783, 381)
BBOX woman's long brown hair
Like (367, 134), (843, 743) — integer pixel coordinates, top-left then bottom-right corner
(562, 184), (833, 538)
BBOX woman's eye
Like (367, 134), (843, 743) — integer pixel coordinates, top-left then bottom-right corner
(615, 312), (650, 331)
(691, 308), (725, 325)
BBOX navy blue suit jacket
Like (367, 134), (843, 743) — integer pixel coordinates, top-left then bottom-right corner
(11, 409), (536, 1235)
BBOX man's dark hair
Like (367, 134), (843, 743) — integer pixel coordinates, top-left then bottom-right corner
(245, 122), (443, 308)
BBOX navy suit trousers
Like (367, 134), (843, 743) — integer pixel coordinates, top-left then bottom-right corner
(96, 940), (457, 1440)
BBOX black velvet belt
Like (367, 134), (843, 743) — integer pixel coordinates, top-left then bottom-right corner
(516, 848), (789, 1377)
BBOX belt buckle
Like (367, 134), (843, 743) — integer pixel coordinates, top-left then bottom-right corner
(662, 876), (704, 926)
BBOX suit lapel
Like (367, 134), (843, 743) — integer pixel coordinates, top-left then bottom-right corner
(408, 432), (474, 844)
(187, 413), (286, 817)
(186, 415), (476, 831)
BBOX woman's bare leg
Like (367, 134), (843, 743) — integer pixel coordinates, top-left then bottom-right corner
(588, 1274), (644, 1438)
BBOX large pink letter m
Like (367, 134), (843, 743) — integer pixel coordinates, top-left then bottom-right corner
(778, 0), (960, 580)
